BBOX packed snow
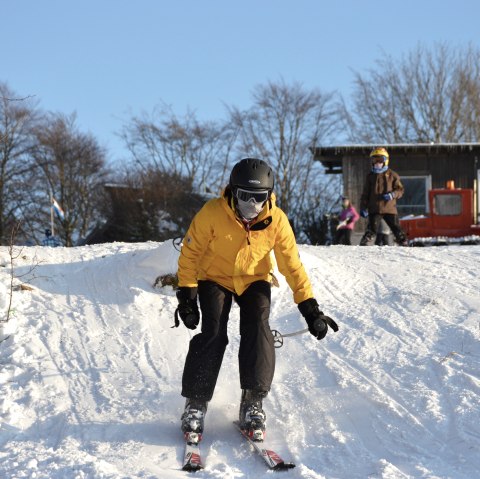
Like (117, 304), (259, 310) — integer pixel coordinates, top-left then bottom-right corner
(0, 241), (479, 479)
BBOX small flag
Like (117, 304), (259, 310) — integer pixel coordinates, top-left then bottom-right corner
(52, 198), (65, 220)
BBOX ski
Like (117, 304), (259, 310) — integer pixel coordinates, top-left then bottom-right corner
(233, 421), (295, 471)
(182, 432), (204, 472)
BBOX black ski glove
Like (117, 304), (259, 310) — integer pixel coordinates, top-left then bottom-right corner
(174, 287), (200, 330)
(298, 298), (339, 340)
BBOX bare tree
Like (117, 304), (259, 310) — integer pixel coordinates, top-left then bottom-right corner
(86, 166), (206, 244)
(342, 43), (480, 143)
(228, 79), (339, 218)
(457, 47), (480, 141)
(31, 113), (109, 246)
(0, 83), (38, 244)
(120, 104), (238, 194)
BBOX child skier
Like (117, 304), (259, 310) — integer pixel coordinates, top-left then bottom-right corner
(359, 147), (408, 246)
(334, 197), (360, 245)
(175, 158), (338, 442)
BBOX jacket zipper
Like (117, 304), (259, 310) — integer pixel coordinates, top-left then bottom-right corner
(244, 220), (251, 245)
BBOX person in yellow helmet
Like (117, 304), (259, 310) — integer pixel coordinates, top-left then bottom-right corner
(175, 157), (338, 443)
(359, 147), (408, 246)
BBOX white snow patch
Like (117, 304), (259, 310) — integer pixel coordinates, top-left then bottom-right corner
(0, 241), (479, 478)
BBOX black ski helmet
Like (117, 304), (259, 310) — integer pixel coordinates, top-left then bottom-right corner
(229, 158), (274, 191)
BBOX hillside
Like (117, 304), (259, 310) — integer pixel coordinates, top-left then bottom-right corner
(0, 242), (479, 479)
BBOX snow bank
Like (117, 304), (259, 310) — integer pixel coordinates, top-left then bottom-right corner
(0, 241), (479, 478)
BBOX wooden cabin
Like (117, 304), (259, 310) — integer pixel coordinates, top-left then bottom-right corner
(313, 143), (480, 236)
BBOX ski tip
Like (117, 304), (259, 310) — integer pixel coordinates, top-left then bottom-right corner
(182, 463), (204, 472)
(273, 462), (296, 471)
(183, 450), (204, 472)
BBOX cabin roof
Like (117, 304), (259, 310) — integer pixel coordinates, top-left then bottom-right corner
(313, 143), (480, 174)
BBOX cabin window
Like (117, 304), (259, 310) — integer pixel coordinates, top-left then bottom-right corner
(397, 176), (431, 217)
(434, 194), (462, 216)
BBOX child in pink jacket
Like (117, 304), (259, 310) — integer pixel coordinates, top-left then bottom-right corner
(334, 197), (359, 245)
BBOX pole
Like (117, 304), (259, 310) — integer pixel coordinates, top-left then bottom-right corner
(474, 178), (478, 225)
(49, 189), (55, 236)
(271, 327), (309, 348)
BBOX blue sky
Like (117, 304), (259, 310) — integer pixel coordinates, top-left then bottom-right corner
(2, 0), (480, 164)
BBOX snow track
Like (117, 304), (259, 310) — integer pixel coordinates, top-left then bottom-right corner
(1, 242), (479, 478)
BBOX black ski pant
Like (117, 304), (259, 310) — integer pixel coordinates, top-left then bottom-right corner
(181, 280), (274, 401)
(360, 213), (407, 246)
(334, 228), (353, 245)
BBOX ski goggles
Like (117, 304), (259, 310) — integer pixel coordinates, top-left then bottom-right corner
(235, 187), (270, 204)
(371, 155), (387, 164)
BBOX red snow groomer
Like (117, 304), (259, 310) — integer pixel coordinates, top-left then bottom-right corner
(400, 181), (480, 245)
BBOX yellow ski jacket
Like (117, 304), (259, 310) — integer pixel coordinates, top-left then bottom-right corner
(177, 189), (313, 304)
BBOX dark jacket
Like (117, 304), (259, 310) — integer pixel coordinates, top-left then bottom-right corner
(360, 169), (404, 215)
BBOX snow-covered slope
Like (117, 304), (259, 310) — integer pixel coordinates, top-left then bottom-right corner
(0, 242), (479, 479)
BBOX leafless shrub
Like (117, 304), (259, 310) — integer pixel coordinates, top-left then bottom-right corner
(341, 43), (480, 143)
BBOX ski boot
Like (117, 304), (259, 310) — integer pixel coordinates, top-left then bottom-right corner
(239, 389), (267, 442)
(181, 398), (208, 444)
